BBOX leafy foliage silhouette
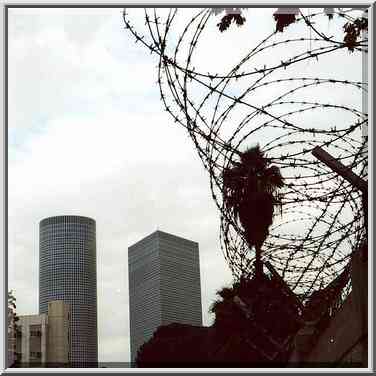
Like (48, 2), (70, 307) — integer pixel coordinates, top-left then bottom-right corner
(343, 17), (368, 52)
(8, 291), (19, 367)
(136, 274), (303, 366)
(213, 8), (368, 52)
(273, 13), (297, 32)
(217, 13), (246, 32)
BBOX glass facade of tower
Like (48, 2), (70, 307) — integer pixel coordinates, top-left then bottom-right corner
(128, 230), (203, 363)
(39, 215), (97, 366)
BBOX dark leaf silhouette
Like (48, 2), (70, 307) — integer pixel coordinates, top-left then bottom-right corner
(273, 13), (297, 32)
(234, 14), (246, 26)
(343, 17), (368, 52)
(217, 14), (246, 32)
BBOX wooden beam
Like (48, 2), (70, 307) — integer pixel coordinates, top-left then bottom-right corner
(312, 146), (368, 193)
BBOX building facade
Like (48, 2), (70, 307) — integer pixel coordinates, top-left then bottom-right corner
(128, 230), (203, 362)
(39, 215), (97, 366)
(16, 301), (70, 366)
(17, 313), (48, 365)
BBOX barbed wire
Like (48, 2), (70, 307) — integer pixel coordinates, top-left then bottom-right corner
(122, 8), (368, 299)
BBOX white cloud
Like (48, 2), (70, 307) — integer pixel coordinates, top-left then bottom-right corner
(8, 8), (158, 142)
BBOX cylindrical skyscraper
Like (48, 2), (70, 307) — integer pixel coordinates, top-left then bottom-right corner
(39, 215), (97, 366)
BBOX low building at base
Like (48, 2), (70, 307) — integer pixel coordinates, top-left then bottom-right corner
(16, 300), (70, 367)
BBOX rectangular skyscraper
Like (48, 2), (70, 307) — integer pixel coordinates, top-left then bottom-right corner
(128, 230), (203, 363)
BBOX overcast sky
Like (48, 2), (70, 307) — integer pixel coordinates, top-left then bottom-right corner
(8, 7), (364, 363)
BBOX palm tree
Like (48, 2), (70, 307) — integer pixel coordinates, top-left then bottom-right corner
(222, 144), (284, 277)
(8, 290), (19, 367)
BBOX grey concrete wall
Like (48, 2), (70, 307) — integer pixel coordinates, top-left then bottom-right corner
(302, 243), (368, 366)
(47, 301), (70, 364)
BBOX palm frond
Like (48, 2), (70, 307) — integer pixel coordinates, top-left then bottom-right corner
(240, 144), (268, 172)
(221, 144), (285, 252)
